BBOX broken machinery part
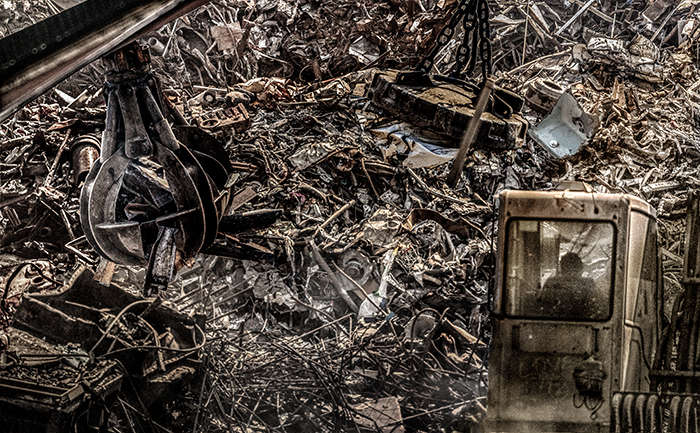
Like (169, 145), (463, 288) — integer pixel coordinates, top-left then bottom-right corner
(1, 265), (203, 432)
(529, 92), (599, 159)
(69, 135), (101, 185)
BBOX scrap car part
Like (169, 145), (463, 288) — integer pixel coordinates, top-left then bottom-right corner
(369, 70), (528, 149)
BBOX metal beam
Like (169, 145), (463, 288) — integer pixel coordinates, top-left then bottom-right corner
(0, 0), (209, 122)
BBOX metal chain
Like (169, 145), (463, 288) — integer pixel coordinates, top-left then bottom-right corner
(418, 0), (492, 80)
(453, 0), (479, 76)
(479, 0), (493, 79)
(419, 0), (471, 74)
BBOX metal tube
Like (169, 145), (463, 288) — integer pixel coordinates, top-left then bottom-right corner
(148, 37), (165, 56)
(555, 0), (595, 36)
(71, 140), (100, 185)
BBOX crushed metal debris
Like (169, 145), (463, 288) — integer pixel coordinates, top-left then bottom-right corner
(1, 0), (700, 432)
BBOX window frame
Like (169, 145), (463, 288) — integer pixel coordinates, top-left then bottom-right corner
(628, 209), (663, 348)
(502, 217), (618, 322)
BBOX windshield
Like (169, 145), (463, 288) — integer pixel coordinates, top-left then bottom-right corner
(504, 219), (615, 321)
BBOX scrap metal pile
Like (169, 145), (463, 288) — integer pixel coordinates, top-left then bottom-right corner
(1, 0), (700, 431)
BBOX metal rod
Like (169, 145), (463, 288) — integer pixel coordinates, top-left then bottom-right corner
(555, 0), (595, 36)
(447, 77), (494, 187)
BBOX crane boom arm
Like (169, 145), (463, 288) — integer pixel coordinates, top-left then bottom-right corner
(0, 0), (209, 123)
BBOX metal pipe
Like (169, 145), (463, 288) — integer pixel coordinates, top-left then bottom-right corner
(555, 0), (595, 36)
(70, 135), (100, 185)
(148, 37), (165, 56)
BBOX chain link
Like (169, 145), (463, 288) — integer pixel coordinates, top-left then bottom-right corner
(479, 0), (493, 79)
(418, 0), (492, 80)
(453, 0), (478, 76)
(419, 0), (470, 73)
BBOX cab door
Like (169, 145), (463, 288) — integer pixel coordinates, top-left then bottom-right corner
(485, 218), (617, 432)
(620, 211), (661, 392)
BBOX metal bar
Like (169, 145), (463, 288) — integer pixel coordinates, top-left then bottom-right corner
(554, 0), (595, 36)
(651, 4), (681, 43)
(571, 0), (613, 22)
(0, 0), (209, 122)
(651, 369), (700, 378)
(0, 377), (69, 394)
(447, 77), (495, 187)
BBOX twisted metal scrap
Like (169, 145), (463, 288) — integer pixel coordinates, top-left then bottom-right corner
(197, 310), (487, 432)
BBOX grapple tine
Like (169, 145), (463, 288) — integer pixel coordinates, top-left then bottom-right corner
(681, 396), (696, 433)
(622, 394), (635, 432)
(611, 393), (624, 433)
(87, 149), (144, 265)
(646, 394), (661, 433)
(633, 394), (647, 432)
(671, 395), (683, 433)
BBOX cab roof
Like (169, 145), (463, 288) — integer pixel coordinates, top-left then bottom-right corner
(500, 189), (655, 221)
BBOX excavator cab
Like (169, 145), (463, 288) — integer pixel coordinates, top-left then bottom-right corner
(483, 186), (663, 432)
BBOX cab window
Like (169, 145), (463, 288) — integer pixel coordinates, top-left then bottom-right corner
(625, 211), (659, 365)
(504, 219), (615, 320)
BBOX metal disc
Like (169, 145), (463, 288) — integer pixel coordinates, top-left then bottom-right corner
(87, 149), (144, 265)
(173, 144), (219, 251)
